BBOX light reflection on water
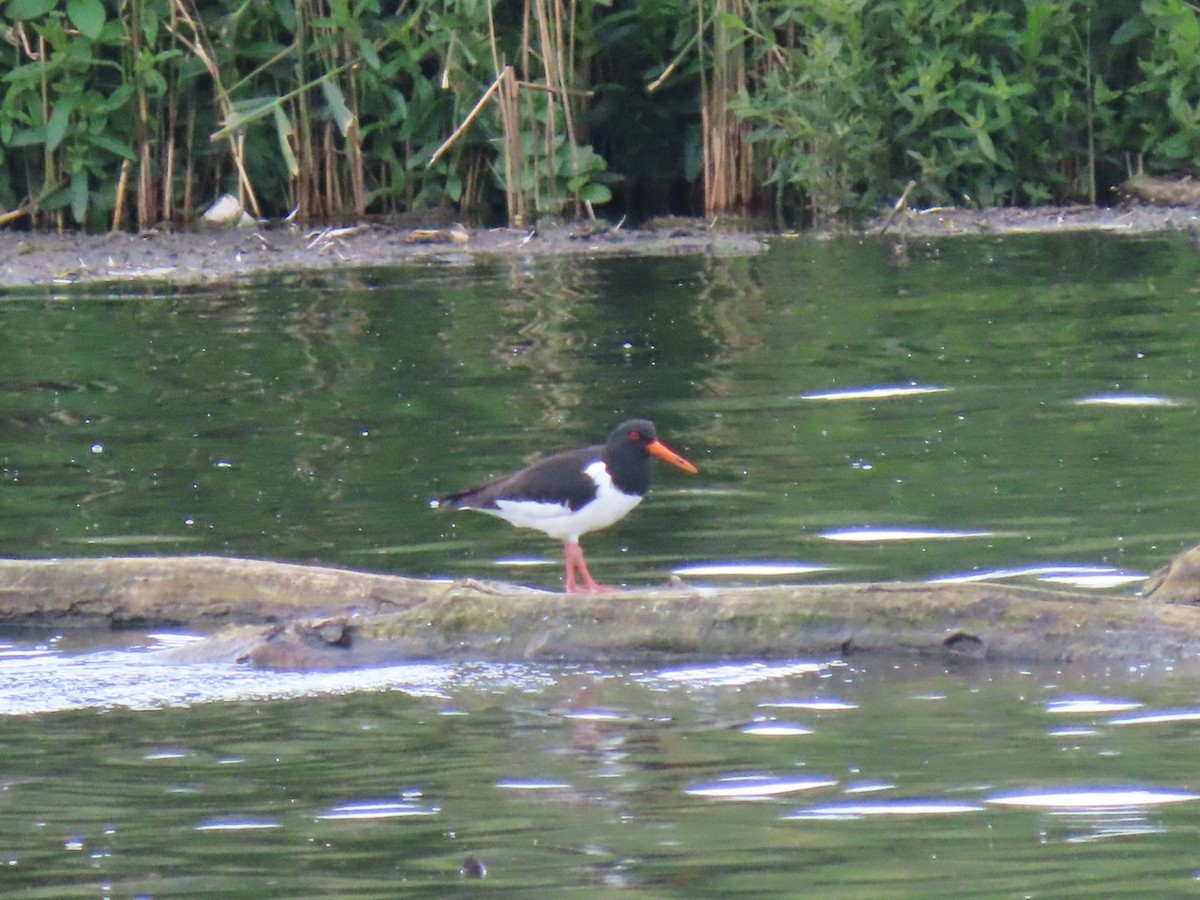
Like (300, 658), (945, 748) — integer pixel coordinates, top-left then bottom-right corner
(2, 234), (1199, 595)
(0, 637), (551, 715)
(672, 562), (834, 577)
(820, 527), (995, 541)
(685, 774), (838, 799)
(1, 234), (1200, 892)
(796, 384), (951, 401)
(0, 643), (1195, 893)
(1073, 394), (1184, 407)
(783, 800), (987, 820)
(986, 789), (1200, 810)
(315, 800), (440, 820)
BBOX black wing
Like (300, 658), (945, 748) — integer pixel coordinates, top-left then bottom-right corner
(440, 445), (603, 512)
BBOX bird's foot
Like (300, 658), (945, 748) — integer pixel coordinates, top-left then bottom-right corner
(563, 542), (614, 594)
(566, 581), (614, 594)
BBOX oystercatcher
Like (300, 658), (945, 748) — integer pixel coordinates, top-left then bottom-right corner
(438, 419), (698, 593)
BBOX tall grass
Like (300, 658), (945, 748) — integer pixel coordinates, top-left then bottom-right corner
(0, 0), (1194, 230)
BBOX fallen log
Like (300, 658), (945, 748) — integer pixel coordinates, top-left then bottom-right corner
(0, 555), (1197, 669)
(0, 556), (437, 626)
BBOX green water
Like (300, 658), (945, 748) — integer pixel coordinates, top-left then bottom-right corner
(2, 234), (1198, 586)
(0, 654), (1198, 896)
(2, 233), (1200, 895)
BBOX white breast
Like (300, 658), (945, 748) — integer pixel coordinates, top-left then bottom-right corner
(488, 460), (642, 542)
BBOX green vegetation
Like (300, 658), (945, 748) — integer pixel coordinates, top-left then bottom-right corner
(0, 0), (1197, 230)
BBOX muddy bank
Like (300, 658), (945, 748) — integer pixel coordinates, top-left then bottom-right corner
(1, 203), (1199, 289)
(2, 555), (1198, 670)
(871, 203), (1200, 238)
(0, 221), (769, 289)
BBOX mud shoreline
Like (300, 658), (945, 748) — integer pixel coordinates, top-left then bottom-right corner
(1, 204), (1198, 288)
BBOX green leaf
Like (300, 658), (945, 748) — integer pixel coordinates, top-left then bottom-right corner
(70, 169), (88, 224)
(67, 0), (104, 39)
(46, 102), (72, 153)
(974, 128), (997, 163)
(1111, 17), (1151, 46)
(270, 0), (295, 30)
(92, 83), (133, 115)
(213, 96), (278, 139)
(320, 78), (355, 137)
(273, 105), (299, 177)
(446, 171), (462, 202)
(1158, 131), (1192, 160)
(40, 185), (72, 212)
(358, 37), (380, 70)
(85, 133), (136, 161)
(579, 183), (612, 204)
(6, 0), (56, 19)
(7, 127), (46, 148)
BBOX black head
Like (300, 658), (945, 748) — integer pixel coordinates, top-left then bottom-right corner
(606, 419), (698, 476)
(608, 419), (658, 451)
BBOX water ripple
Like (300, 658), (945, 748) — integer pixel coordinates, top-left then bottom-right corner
(316, 800), (440, 820)
(741, 721), (814, 736)
(652, 661), (833, 688)
(986, 789), (1200, 810)
(822, 528), (992, 542)
(783, 800), (984, 820)
(1046, 698), (1144, 715)
(673, 562), (833, 577)
(685, 774), (837, 800)
(930, 564), (1139, 586)
(797, 385), (950, 401)
(758, 698), (858, 711)
(1108, 709), (1200, 726)
(1073, 395), (1183, 408)
(195, 818), (282, 832)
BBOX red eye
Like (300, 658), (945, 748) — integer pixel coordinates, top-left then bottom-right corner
(629, 430), (641, 441)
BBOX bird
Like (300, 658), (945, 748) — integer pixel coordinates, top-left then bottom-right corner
(437, 419), (698, 593)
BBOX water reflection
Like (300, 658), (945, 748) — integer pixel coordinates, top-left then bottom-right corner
(316, 800), (440, 820)
(3, 235), (1200, 591)
(783, 800), (985, 820)
(1073, 395), (1183, 407)
(0, 645), (1195, 893)
(821, 527), (993, 542)
(1045, 698), (1143, 715)
(0, 637), (538, 714)
(741, 721), (814, 736)
(843, 780), (896, 794)
(930, 564), (1144, 587)
(3, 235), (1200, 892)
(673, 562), (832, 577)
(495, 779), (573, 791)
(195, 819), (282, 831)
(653, 661), (833, 688)
(1109, 709), (1200, 726)
(986, 789), (1200, 810)
(685, 774), (837, 800)
(757, 698), (858, 711)
(797, 384), (950, 401)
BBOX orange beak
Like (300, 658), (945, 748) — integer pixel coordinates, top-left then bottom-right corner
(647, 439), (699, 475)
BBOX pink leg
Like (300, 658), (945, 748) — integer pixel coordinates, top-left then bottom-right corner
(563, 541), (611, 594)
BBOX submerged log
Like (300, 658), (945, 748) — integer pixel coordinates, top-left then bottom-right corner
(0, 556), (439, 625)
(1143, 545), (1200, 604)
(0, 554), (1197, 669)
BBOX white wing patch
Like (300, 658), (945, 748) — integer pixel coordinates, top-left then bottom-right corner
(486, 460), (642, 542)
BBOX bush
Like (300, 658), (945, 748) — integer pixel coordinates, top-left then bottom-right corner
(0, 0), (1195, 230)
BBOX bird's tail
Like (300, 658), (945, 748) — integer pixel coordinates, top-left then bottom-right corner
(430, 487), (477, 511)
